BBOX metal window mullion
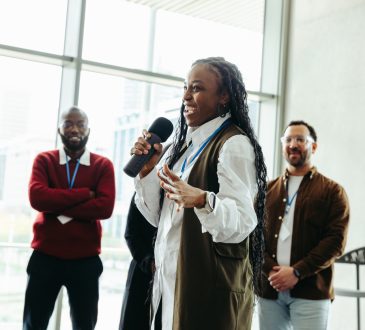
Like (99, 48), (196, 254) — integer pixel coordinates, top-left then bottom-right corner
(57, 0), (86, 121)
(258, 0), (290, 179)
(142, 8), (157, 126)
(51, 2), (86, 330)
(0, 44), (72, 65)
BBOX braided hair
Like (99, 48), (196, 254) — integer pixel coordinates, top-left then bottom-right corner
(167, 57), (267, 295)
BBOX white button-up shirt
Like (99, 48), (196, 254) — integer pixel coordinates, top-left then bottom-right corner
(134, 116), (258, 329)
(277, 175), (303, 266)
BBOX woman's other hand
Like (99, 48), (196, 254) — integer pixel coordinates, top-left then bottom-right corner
(158, 164), (206, 211)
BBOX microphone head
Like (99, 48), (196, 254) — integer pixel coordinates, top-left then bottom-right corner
(148, 117), (174, 142)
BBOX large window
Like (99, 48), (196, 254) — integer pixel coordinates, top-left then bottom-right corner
(0, 56), (61, 328)
(83, 0), (152, 69)
(0, 1), (273, 329)
(152, 10), (263, 90)
(0, 0), (67, 54)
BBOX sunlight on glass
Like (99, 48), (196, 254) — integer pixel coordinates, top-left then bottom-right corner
(154, 10), (263, 90)
(0, 56), (61, 329)
(83, 0), (151, 69)
(78, 69), (181, 213)
(0, 56), (61, 224)
(0, 0), (67, 53)
(83, 0), (263, 91)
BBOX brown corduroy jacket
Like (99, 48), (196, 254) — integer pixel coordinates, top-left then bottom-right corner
(172, 124), (254, 330)
(261, 167), (350, 300)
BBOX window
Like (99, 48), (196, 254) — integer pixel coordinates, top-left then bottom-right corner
(83, 0), (152, 70)
(0, 0), (67, 54)
(153, 10), (263, 90)
(0, 56), (61, 328)
(0, 1), (270, 329)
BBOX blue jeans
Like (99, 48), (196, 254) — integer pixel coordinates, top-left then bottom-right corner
(258, 291), (330, 330)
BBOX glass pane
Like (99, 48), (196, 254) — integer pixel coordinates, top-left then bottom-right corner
(78, 70), (181, 208)
(0, 0), (67, 54)
(84, 0), (263, 90)
(248, 101), (260, 133)
(83, 0), (152, 70)
(0, 246), (31, 330)
(74, 70), (181, 329)
(0, 56), (61, 329)
(153, 10), (263, 90)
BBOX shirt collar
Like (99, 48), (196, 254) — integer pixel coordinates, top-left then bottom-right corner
(59, 148), (90, 166)
(186, 114), (232, 149)
(282, 166), (317, 181)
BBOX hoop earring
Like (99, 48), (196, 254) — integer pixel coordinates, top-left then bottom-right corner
(217, 103), (229, 117)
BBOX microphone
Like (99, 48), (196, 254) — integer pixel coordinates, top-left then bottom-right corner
(123, 117), (174, 178)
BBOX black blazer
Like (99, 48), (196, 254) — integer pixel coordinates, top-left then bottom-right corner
(119, 193), (157, 330)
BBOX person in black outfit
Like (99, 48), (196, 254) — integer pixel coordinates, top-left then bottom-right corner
(119, 193), (157, 330)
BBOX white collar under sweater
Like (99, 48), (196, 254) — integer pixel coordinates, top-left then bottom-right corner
(59, 148), (91, 166)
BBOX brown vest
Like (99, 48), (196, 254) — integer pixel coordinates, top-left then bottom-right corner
(172, 124), (254, 330)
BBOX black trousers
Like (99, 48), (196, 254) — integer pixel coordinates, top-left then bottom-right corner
(23, 250), (103, 330)
(119, 259), (152, 330)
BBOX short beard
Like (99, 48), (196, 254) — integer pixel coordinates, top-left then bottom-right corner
(59, 133), (89, 152)
(288, 158), (305, 168)
(286, 149), (308, 168)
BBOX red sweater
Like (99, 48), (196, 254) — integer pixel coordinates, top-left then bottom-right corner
(28, 149), (115, 259)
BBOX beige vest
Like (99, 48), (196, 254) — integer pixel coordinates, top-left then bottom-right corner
(172, 124), (254, 330)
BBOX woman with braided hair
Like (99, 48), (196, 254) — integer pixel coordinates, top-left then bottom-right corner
(131, 57), (267, 330)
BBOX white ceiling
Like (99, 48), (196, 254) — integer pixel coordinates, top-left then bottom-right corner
(126, 0), (265, 32)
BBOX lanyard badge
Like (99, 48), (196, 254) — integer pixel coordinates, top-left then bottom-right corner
(180, 118), (232, 177)
(66, 157), (81, 189)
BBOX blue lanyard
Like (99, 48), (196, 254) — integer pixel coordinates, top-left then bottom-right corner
(66, 157), (80, 189)
(285, 183), (299, 215)
(180, 118), (232, 177)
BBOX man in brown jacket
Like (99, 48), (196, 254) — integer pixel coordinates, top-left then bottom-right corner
(258, 120), (349, 330)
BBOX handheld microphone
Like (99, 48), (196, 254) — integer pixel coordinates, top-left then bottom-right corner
(123, 117), (174, 178)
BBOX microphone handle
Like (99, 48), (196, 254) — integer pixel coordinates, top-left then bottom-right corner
(123, 133), (162, 178)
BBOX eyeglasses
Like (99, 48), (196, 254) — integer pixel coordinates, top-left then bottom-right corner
(280, 135), (314, 145)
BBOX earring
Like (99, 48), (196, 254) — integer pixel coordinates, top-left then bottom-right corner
(217, 103), (228, 117)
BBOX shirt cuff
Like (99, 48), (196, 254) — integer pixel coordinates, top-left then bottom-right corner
(194, 197), (219, 237)
(57, 215), (73, 224)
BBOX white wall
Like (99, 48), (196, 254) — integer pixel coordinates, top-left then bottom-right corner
(284, 1), (365, 328)
(285, 0), (365, 250)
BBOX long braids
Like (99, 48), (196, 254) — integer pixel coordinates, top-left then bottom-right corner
(166, 107), (188, 170)
(168, 57), (267, 295)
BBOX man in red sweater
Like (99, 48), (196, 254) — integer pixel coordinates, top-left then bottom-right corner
(23, 106), (116, 330)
